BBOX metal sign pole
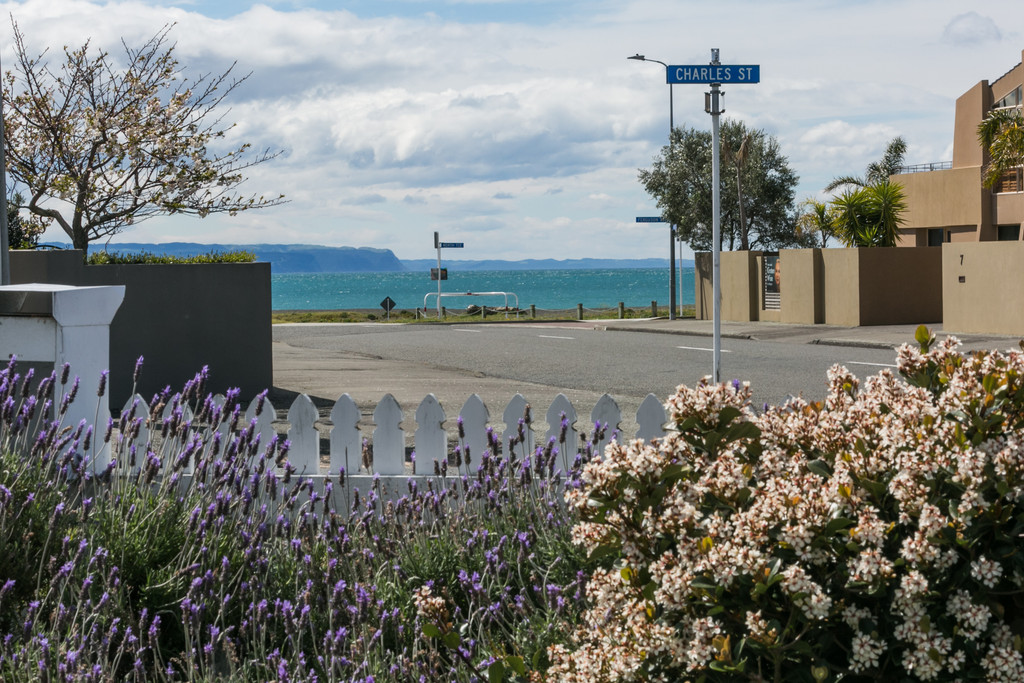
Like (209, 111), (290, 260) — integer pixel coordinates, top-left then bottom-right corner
(708, 49), (723, 383)
(434, 232), (442, 319)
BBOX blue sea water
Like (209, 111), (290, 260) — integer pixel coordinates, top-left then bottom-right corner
(272, 267), (697, 311)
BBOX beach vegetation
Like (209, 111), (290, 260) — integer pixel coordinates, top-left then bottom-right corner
(1, 21), (285, 254)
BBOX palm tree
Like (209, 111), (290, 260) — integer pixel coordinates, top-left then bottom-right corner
(825, 136), (908, 192)
(978, 108), (1024, 190)
(796, 198), (836, 248)
(724, 133), (753, 250)
(831, 180), (907, 247)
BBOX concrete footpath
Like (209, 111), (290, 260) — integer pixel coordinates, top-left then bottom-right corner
(589, 317), (1021, 353)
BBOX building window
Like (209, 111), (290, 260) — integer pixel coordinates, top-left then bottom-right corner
(927, 228), (944, 246)
(996, 168), (1023, 194)
(998, 225), (1021, 241)
(994, 85), (1022, 110)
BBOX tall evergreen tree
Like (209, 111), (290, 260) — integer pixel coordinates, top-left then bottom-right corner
(637, 119), (799, 252)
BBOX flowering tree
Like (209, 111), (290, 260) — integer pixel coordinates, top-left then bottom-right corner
(548, 327), (1024, 682)
(2, 22), (284, 252)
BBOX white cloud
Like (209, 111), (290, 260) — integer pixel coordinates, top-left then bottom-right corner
(942, 12), (1002, 45)
(4, 0), (1023, 260)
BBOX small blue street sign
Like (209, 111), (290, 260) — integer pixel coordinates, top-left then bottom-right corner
(667, 65), (759, 84)
(636, 216), (665, 223)
(439, 242), (464, 248)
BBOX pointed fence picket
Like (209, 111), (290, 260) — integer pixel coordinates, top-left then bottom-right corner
(118, 390), (670, 481)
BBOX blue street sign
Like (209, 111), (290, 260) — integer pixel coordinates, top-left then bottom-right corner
(667, 65), (759, 84)
(636, 216), (665, 223)
(439, 242), (464, 248)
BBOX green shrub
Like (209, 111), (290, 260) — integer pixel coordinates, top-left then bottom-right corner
(86, 249), (256, 265)
(549, 327), (1024, 682)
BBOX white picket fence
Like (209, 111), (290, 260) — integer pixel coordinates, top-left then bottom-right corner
(122, 391), (670, 478)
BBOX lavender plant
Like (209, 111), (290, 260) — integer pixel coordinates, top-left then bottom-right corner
(0, 357), (599, 681)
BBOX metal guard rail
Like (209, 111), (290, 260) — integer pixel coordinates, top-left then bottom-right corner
(424, 291), (520, 319)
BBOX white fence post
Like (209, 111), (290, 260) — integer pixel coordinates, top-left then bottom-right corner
(372, 394), (405, 474)
(0, 284), (125, 469)
(414, 394), (446, 474)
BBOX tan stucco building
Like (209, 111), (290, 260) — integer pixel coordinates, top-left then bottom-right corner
(896, 49), (1023, 245)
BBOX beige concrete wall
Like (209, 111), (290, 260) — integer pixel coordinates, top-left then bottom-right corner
(695, 252), (712, 319)
(694, 251), (759, 321)
(779, 249), (822, 324)
(722, 250), (759, 322)
(989, 52), (1024, 105)
(953, 81), (990, 169)
(943, 242), (1024, 335)
(821, 249), (861, 326)
(994, 192), (1024, 229)
(857, 247), (942, 325)
(895, 166), (989, 231)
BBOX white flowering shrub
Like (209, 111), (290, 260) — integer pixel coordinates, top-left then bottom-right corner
(546, 328), (1024, 682)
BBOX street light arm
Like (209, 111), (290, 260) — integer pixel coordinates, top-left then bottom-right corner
(627, 54), (668, 69)
(628, 52), (676, 319)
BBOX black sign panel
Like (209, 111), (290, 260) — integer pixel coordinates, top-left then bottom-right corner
(380, 296), (396, 312)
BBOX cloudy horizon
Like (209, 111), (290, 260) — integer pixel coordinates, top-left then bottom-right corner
(2, 0), (1021, 262)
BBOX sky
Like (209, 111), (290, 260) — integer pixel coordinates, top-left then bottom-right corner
(1, 0), (1022, 262)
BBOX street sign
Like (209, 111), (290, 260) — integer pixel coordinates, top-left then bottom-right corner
(380, 296), (396, 312)
(667, 64), (759, 84)
(636, 216), (665, 223)
(439, 242), (464, 248)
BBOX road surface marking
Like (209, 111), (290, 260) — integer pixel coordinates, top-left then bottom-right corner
(453, 328), (483, 333)
(677, 346), (731, 353)
(539, 335), (575, 340)
(845, 361), (897, 369)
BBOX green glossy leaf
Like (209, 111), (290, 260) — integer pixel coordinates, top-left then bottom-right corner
(421, 623), (442, 638)
(805, 459), (834, 479)
(508, 656), (526, 676)
(489, 661), (505, 683)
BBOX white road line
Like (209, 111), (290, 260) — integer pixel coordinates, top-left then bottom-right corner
(539, 335), (575, 340)
(453, 328), (482, 333)
(845, 361), (898, 368)
(677, 345), (731, 353)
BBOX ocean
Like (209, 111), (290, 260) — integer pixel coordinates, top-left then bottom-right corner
(272, 267), (697, 312)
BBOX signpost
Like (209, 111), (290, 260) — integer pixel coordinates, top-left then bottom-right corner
(380, 296), (396, 321)
(667, 65), (760, 84)
(433, 232), (464, 319)
(670, 49), (759, 383)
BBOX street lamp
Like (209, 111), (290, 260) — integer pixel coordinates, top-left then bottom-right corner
(628, 53), (676, 320)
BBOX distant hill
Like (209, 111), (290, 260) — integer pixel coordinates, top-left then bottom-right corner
(82, 243), (405, 273)
(64, 242), (692, 272)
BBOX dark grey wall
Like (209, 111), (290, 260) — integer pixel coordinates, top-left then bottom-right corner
(10, 250), (273, 406)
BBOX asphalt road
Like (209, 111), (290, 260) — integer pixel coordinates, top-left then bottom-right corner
(271, 321), (907, 436)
